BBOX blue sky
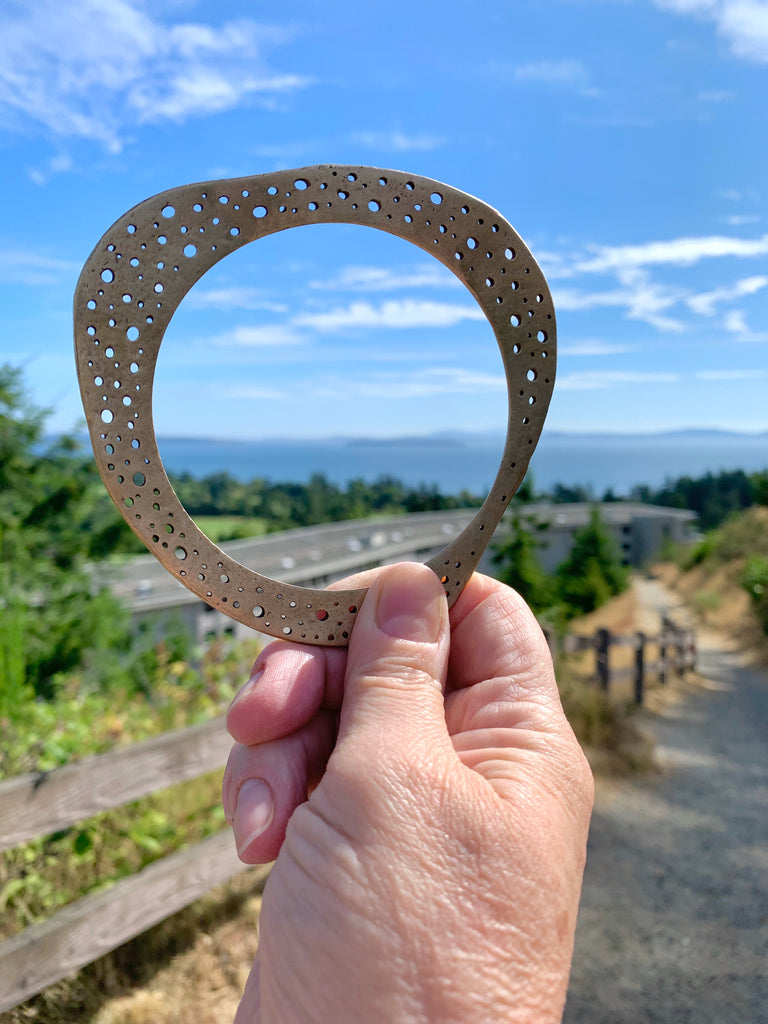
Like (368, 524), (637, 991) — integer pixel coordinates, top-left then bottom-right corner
(1, 0), (767, 440)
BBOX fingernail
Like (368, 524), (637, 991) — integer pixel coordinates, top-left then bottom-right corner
(235, 778), (274, 856)
(375, 564), (444, 643)
(226, 669), (263, 722)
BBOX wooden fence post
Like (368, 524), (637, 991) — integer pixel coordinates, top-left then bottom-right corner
(595, 628), (610, 692)
(676, 629), (686, 679)
(634, 631), (645, 705)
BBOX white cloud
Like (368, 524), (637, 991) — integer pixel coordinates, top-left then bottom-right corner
(219, 384), (286, 400)
(686, 274), (768, 315)
(28, 153), (74, 186)
(514, 59), (597, 92)
(212, 324), (304, 347)
(351, 131), (446, 152)
(653, 0), (768, 63)
(697, 88), (736, 101)
(0, 0), (308, 151)
(696, 368), (766, 379)
(293, 299), (485, 332)
(0, 247), (80, 285)
(557, 370), (680, 390)
(576, 233), (768, 273)
(566, 114), (656, 128)
(308, 264), (460, 292)
(187, 287), (289, 313)
(722, 214), (761, 225)
(313, 367), (506, 400)
(723, 308), (750, 333)
(559, 341), (636, 355)
(555, 269), (686, 331)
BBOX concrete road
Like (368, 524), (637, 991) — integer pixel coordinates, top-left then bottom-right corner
(564, 582), (768, 1023)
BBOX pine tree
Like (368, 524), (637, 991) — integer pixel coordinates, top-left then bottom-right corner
(555, 507), (628, 618)
(491, 509), (552, 612)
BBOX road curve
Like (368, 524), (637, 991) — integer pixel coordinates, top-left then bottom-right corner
(564, 582), (768, 1023)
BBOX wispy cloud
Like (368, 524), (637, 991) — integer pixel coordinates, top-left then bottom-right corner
(187, 287), (289, 313)
(212, 325), (304, 347)
(350, 131), (446, 152)
(544, 228), (768, 336)
(575, 233), (768, 273)
(219, 384), (287, 400)
(557, 370), (680, 391)
(696, 368), (766, 380)
(566, 114), (656, 128)
(697, 88), (736, 102)
(294, 299), (485, 332)
(312, 367), (506, 400)
(28, 153), (74, 187)
(686, 274), (768, 315)
(723, 308), (750, 334)
(555, 269), (686, 331)
(308, 265), (460, 292)
(0, 247), (80, 285)
(722, 214), (761, 226)
(559, 340), (636, 356)
(514, 59), (597, 92)
(0, 0), (309, 152)
(653, 0), (768, 63)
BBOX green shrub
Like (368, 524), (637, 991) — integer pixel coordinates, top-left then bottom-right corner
(741, 556), (768, 633)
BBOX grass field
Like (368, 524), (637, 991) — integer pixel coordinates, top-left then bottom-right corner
(191, 516), (268, 542)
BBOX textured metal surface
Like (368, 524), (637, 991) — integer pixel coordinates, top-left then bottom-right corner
(74, 165), (556, 646)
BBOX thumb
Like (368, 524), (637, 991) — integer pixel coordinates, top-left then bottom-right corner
(335, 562), (451, 754)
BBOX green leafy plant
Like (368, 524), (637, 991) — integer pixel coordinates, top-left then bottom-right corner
(741, 555), (768, 633)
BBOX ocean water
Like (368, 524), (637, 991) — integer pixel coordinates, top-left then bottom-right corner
(154, 433), (768, 497)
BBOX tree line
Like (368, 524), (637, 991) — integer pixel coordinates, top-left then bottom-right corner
(170, 470), (483, 533)
(491, 506), (629, 625)
(172, 466), (768, 536)
(545, 470), (768, 532)
(3, 361), (767, 705)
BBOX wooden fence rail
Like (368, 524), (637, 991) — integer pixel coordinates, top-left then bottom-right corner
(0, 716), (267, 1014)
(1, 618), (697, 1012)
(545, 615), (696, 705)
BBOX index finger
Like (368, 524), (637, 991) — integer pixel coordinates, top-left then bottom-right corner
(447, 572), (556, 699)
(225, 566), (393, 746)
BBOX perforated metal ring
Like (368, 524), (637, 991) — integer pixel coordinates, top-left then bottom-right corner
(75, 165), (556, 646)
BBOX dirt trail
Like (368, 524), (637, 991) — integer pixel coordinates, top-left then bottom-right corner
(564, 579), (768, 1024)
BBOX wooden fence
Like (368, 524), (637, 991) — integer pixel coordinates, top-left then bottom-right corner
(0, 716), (269, 1014)
(545, 615), (696, 705)
(0, 617), (696, 1013)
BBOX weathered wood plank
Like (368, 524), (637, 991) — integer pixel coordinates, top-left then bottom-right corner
(0, 716), (232, 851)
(563, 634), (595, 654)
(0, 831), (270, 1013)
(608, 665), (635, 683)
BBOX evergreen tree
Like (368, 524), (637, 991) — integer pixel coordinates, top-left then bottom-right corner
(554, 507), (628, 618)
(491, 509), (551, 612)
(0, 365), (137, 700)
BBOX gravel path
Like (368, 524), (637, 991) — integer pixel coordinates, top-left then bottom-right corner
(564, 580), (768, 1024)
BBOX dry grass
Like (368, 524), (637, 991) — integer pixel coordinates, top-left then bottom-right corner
(553, 585), (656, 775)
(2, 581), (677, 1024)
(655, 535), (768, 666)
(2, 870), (267, 1024)
(563, 588), (639, 701)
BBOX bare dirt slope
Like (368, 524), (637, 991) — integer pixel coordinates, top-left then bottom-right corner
(565, 580), (768, 1023)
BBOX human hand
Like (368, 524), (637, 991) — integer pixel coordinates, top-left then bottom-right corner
(222, 562), (593, 1023)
